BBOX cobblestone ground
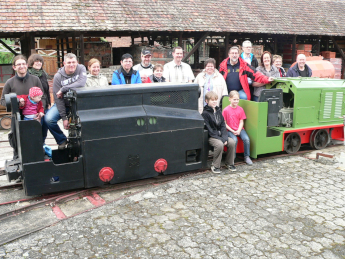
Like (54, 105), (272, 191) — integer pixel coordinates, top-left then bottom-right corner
(1, 146), (345, 258)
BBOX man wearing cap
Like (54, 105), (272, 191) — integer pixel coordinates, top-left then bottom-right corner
(112, 53), (142, 85)
(163, 46), (195, 83)
(133, 49), (154, 83)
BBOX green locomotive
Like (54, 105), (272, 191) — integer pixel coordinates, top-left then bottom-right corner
(223, 78), (345, 158)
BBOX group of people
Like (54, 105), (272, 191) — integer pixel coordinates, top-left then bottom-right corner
(0, 40), (313, 171)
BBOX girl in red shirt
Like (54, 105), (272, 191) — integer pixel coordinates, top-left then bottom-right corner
(222, 90), (253, 165)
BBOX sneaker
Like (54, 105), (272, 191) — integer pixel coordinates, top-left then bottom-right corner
(227, 164), (236, 172)
(211, 166), (221, 174)
(15, 176), (22, 183)
(244, 156), (253, 165)
(58, 140), (67, 150)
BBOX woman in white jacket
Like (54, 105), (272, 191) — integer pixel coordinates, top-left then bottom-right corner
(85, 58), (109, 88)
(195, 58), (228, 113)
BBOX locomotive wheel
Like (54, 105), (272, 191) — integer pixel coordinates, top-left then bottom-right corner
(0, 115), (12, 130)
(312, 129), (329, 150)
(309, 130), (317, 149)
(284, 132), (301, 154)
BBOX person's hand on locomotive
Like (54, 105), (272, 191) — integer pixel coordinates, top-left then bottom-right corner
(63, 120), (69, 130)
(268, 77), (275, 82)
(56, 90), (63, 99)
(35, 112), (45, 122)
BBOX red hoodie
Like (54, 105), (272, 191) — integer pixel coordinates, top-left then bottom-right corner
(219, 57), (270, 100)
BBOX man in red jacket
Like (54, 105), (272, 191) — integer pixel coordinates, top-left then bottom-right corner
(219, 46), (274, 101)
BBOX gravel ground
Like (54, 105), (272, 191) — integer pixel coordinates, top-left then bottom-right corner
(0, 137), (344, 258)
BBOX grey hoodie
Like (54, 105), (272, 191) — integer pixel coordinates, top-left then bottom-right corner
(53, 64), (87, 120)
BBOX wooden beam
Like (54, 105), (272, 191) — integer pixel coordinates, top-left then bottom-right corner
(330, 36), (345, 60)
(0, 39), (18, 55)
(65, 37), (70, 53)
(292, 35), (297, 63)
(56, 38), (61, 68)
(56, 32), (80, 40)
(79, 34), (85, 66)
(224, 33), (230, 58)
(61, 38), (65, 63)
(194, 37), (200, 68)
(330, 36), (345, 79)
(72, 33), (77, 54)
(178, 32), (183, 47)
(316, 36), (321, 56)
(29, 33), (36, 55)
(149, 36), (154, 46)
(182, 32), (210, 62)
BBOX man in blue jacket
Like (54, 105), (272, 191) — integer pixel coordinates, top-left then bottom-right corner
(111, 53), (142, 85)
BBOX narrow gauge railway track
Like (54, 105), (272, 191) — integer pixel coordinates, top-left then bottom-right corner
(0, 169), (208, 246)
(0, 146), (337, 246)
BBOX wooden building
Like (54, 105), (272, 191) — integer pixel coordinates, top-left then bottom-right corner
(1, 0), (345, 76)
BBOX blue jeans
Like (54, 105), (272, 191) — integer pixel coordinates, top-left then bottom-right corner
(238, 90), (247, 100)
(228, 129), (250, 157)
(252, 95), (259, 102)
(42, 104), (67, 145)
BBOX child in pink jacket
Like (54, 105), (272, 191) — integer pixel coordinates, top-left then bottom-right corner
(18, 87), (44, 122)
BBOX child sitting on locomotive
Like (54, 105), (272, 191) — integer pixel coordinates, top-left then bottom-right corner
(202, 91), (236, 174)
(18, 87), (52, 159)
(222, 90), (253, 165)
(18, 87), (44, 122)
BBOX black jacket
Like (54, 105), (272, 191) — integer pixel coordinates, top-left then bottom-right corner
(286, 63), (312, 77)
(149, 74), (166, 83)
(251, 55), (259, 68)
(201, 105), (228, 143)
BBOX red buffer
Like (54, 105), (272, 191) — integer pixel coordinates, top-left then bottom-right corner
(99, 167), (114, 182)
(154, 159), (168, 173)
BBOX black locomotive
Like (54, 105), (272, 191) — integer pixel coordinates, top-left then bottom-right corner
(5, 83), (209, 196)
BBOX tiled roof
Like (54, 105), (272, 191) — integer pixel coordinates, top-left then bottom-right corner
(1, 0), (345, 36)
